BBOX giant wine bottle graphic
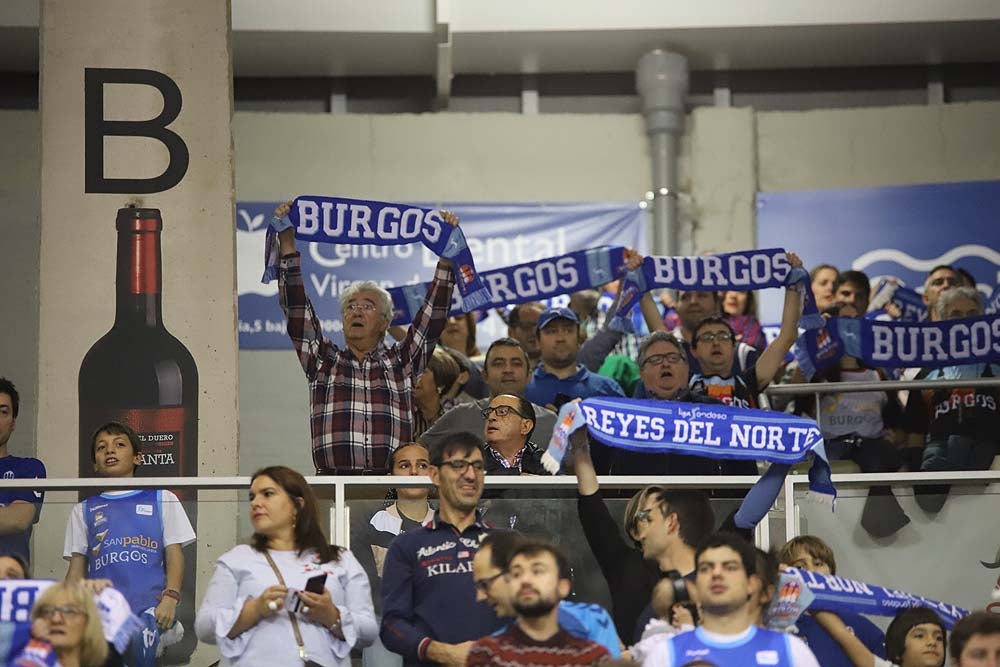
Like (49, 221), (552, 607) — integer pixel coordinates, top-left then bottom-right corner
(79, 207), (199, 662)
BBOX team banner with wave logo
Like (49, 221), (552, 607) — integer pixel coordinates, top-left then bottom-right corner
(767, 568), (968, 630)
(388, 247), (627, 325)
(756, 180), (1000, 326)
(796, 313), (1000, 379)
(262, 196), (494, 311)
(542, 397), (834, 529)
(609, 248), (824, 332)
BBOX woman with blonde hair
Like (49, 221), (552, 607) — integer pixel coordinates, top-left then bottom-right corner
(27, 581), (109, 667)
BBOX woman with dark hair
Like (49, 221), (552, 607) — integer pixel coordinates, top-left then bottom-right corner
(440, 313), (481, 359)
(413, 348), (461, 438)
(721, 291), (767, 351)
(195, 466), (377, 666)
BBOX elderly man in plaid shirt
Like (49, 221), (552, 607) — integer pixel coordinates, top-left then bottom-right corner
(274, 200), (459, 474)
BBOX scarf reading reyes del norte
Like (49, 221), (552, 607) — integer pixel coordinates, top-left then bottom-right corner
(388, 247), (626, 325)
(766, 568), (968, 631)
(261, 195), (493, 311)
(796, 313), (1000, 380)
(541, 397), (834, 530)
(610, 248), (825, 332)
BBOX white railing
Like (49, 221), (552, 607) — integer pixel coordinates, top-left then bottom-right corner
(6, 469), (1000, 553)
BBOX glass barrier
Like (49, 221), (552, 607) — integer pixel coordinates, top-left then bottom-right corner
(789, 473), (1000, 618)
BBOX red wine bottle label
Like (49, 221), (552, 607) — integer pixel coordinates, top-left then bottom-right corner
(105, 407), (186, 478)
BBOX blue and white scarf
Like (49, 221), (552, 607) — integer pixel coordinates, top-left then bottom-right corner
(767, 568), (968, 630)
(261, 196), (493, 311)
(867, 278), (928, 322)
(388, 246), (626, 325)
(610, 248), (824, 332)
(796, 313), (1000, 379)
(987, 285), (1000, 315)
(541, 397), (834, 529)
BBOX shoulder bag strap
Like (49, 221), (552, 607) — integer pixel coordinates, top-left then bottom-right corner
(262, 550), (308, 661)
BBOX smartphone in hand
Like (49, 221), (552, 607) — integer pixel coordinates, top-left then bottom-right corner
(287, 573), (328, 613)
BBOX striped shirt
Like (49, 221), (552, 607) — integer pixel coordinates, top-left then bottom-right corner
(278, 253), (454, 472)
(466, 624), (609, 667)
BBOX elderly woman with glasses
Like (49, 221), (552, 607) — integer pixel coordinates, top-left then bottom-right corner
(24, 582), (109, 667)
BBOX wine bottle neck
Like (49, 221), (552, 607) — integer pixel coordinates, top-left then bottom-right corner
(115, 219), (163, 327)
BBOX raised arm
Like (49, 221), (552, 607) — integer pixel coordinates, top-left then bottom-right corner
(275, 200), (337, 380)
(811, 611), (882, 667)
(755, 252), (804, 389)
(398, 211), (459, 373)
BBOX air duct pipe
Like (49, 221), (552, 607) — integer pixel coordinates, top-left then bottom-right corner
(636, 50), (688, 256)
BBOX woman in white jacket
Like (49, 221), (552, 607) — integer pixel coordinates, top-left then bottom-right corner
(196, 466), (377, 666)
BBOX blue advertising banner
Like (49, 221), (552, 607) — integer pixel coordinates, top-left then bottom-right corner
(756, 180), (1000, 325)
(237, 202), (648, 349)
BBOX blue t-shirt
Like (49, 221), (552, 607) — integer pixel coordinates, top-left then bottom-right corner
(796, 611), (885, 667)
(558, 601), (621, 657)
(665, 626), (795, 667)
(525, 364), (625, 407)
(0, 456), (46, 564)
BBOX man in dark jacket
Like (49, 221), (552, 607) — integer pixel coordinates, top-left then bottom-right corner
(380, 432), (503, 667)
(481, 394), (547, 476)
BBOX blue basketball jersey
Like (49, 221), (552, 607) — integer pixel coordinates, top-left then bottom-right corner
(669, 626), (794, 667)
(84, 489), (166, 613)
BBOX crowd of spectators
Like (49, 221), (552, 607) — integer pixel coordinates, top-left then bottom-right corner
(2, 206), (999, 667)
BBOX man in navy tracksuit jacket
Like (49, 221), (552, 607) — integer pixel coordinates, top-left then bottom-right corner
(380, 432), (502, 666)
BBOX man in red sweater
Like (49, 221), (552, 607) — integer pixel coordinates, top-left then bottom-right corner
(465, 540), (608, 667)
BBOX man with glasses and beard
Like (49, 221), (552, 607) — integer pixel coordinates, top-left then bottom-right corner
(466, 539), (609, 667)
(380, 433), (503, 667)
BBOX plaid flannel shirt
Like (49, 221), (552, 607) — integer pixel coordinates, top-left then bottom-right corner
(278, 253), (455, 472)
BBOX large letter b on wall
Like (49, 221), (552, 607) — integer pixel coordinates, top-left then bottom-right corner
(85, 68), (190, 194)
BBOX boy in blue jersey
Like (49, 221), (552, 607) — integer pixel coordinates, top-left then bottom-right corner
(779, 535), (886, 667)
(643, 532), (819, 667)
(63, 422), (195, 667)
(0, 378), (46, 566)
(471, 530), (622, 657)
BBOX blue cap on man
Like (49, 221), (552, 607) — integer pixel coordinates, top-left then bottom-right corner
(536, 307), (580, 331)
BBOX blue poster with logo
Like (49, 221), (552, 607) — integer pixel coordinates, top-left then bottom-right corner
(237, 202), (648, 349)
(756, 180), (1000, 324)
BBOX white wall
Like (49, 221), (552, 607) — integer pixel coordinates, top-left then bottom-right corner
(0, 110), (40, 458)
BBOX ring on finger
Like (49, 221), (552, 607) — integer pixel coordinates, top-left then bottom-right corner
(302, 605), (310, 614)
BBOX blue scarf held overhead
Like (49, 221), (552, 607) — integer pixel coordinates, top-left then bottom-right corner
(867, 278), (928, 322)
(766, 568), (968, 631)
(987, 285), (1000, 315)
(261, 196), (493, 311)
(796, 313), (1000, 380)
(541, 397), (834, 529)
(388, 246), (627, 325)
(610, 248), (824, 332)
